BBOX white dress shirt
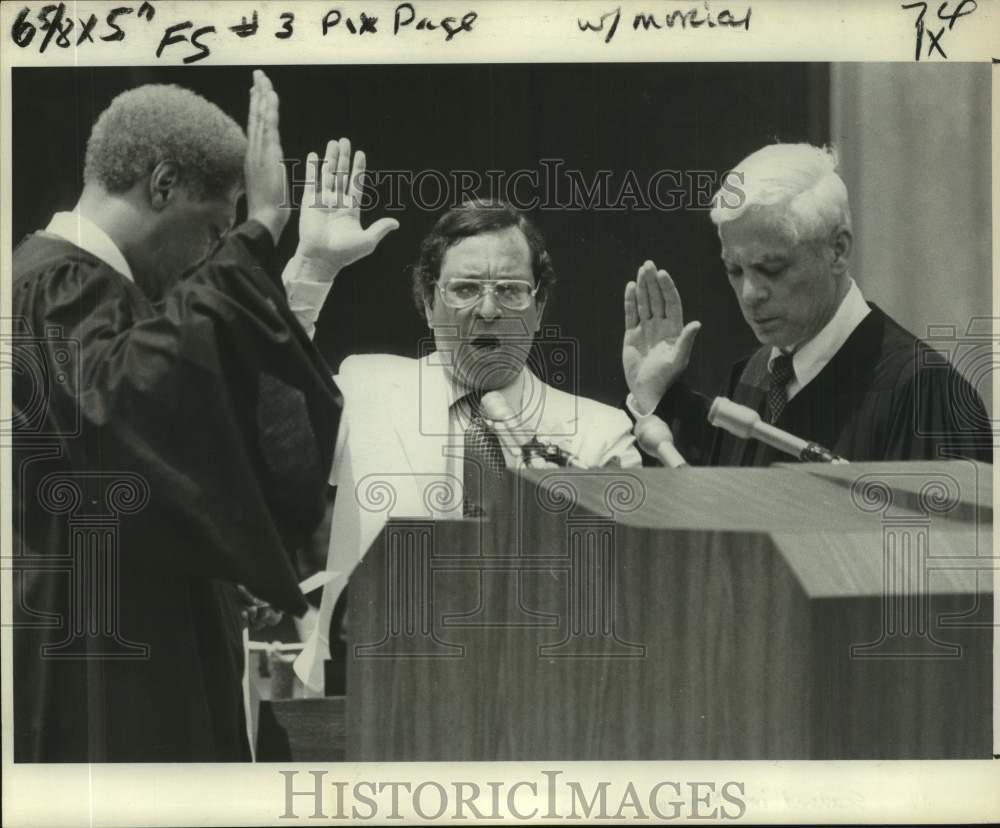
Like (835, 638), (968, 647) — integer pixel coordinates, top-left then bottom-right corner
(768, 278), (870, 401)
(44, 210), (134, 282)
(282, 257), (334, 339)
(283, 275), (330, 339)
(446, 364), (542, 476)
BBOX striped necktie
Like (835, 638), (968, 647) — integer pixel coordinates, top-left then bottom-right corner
(767, 352), (795, 424)
(461, 393), (505, 516)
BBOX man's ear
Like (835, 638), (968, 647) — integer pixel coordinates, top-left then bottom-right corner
(148, 160), (181, 211)
(423, 296), (436, 328)
(829, 226), (852, 275)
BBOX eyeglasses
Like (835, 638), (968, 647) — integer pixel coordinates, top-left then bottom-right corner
(436, 279), (538, 311)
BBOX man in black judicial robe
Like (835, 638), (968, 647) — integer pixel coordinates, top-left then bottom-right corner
(621, 143), (992, 465)
(10, 73), (395, 761)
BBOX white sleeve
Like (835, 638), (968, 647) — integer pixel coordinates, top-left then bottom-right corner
(281, 255), (338, 339)
(600, 431), (643, 469)
(329, 391), (349, 485)
(577, 406), (643, 469)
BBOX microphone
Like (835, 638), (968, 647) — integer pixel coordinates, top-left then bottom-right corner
(481, 391), (585, 469)
(481, 391), (554, 469)
(708, 397), (848, 464)
(634, 415), (688, 468)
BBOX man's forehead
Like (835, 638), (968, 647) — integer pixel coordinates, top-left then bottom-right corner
(719, 210), (797, 260)
(440, 227), (533, 276)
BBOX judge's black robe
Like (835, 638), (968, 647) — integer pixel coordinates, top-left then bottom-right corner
(12, 221), (341, 762)
(652, 304), (992, 466)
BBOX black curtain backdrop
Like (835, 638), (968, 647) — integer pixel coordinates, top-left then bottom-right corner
(12, 64), (829, 405)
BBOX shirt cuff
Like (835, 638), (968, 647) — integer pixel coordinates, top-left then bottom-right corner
(626, 392), (658, 422)
(281, 256), (338, 338)
(285, 277), (333, 318)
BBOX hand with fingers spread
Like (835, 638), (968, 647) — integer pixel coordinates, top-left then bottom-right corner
(623, 260), (702, 414)
(244, 70), (290, 243)
(296, 137), (399, 276)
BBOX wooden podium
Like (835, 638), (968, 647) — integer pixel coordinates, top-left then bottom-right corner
(261, 460), (994, 760)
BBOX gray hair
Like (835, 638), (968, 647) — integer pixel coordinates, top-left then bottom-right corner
(710, 143), (852, 243)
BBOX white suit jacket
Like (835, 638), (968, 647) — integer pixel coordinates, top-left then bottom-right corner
(295, 352), (640, 687)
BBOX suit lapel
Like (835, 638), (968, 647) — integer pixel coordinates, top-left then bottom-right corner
(403, 354), (452, 479)
(531, 374), (574, 440)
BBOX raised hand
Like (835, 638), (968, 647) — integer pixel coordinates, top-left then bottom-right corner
(244, 70), (291, 243)
(622, 260), (701, 414)
(296, 137), (399, 274)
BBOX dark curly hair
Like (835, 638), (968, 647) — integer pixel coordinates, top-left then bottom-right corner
(412, 200), (556, 319)
(84, 84), (247, 201)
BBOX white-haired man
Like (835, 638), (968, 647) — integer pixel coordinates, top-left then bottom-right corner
(622, 143), (991, 465)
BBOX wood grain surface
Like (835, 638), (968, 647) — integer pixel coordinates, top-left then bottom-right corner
(328, 463), (994, 760)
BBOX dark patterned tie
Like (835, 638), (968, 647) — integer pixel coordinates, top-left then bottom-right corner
(462, 393), (505, 517)
(767, 352), (795, 424)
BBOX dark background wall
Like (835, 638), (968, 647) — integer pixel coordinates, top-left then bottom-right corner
(13, 64), (828, 404)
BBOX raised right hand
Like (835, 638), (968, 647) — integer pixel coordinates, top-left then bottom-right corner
(296, 137), (399, 275)
(244, 70), (290, 243)
(622, 260), (701, 414)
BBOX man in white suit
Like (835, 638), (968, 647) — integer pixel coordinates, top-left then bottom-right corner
(281, 170), (639, 689)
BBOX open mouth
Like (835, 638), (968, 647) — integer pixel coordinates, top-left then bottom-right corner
(469, 335), (502, 351)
